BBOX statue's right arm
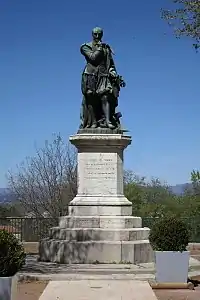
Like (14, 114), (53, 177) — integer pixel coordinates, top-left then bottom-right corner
(80, 44), (102, 64)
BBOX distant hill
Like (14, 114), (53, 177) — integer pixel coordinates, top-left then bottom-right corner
(0, 183), (194, 204)
(170, 183), (192, 195)
(0, 188), (8, 193)
(0, 188), (16, 203)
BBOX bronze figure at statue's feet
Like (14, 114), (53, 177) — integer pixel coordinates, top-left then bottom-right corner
(79, 27), (126, 132)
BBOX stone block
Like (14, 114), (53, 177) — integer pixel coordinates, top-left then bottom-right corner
(129, 228), (150, 241)
(99, 216), (142, 229)
(59, 216), (100, 228)
(69, 134), (132, 200)
(39, 239), (153, 264)
(77, 151), (123, 196)
(68, 195), (132, 216)
(68, 204), (132, 216)
(59, 216), (142, 229)
(49, 227), (150, 241)
(39, 280), (158, 300)
(121, 241), (154, 264)
(85, 241), (122, 264)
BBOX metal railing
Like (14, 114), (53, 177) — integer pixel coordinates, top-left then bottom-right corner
(0, 217), (57, 242)
(0, 216), (200, 242)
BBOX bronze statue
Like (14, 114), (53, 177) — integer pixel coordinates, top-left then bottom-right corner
(80, 27), (125, 130)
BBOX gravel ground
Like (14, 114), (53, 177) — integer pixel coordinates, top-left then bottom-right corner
(16, 281), (48, 300)
(154, 287), (200, 300)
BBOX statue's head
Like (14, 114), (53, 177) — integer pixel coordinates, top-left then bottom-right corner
(92, 27), (103, 42)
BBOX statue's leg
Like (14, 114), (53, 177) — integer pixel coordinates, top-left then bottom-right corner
(80, 95), (87, 128)
(101, 94), (115, 129)
(81, 74), (98, 128)
(79, 101), (84, 129)
(109, 96), (115, 123)
(96, 95), (105, 127)
(86, 92), (97, 128)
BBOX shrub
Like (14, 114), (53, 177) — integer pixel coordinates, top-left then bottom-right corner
(149, 216), (189, 252)
(0, 230), (26, 277)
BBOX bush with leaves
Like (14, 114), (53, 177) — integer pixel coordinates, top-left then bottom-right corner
(0, 230), (26, 277)
(149, 216), (189, 252)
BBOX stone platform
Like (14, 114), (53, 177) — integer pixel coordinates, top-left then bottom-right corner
(19, 255), (200, 282)
(39, 280), (158, 300)
(39, 133), (153, 264)
(39, 216), (152, 264)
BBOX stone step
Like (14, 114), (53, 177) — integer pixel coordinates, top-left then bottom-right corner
(18, 270), (200, 282)
(39, 239), (153, 264)
(49, 227), (150, 241)
(18, 272), (154, 282)
(59, 216), (142, 229)
(21, 256), (200, 279)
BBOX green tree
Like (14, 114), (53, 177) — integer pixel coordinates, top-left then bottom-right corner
(191, 169), (200, 194)
(124, 171), (180, 218)
(182, 169), (200, 217)
(124, 170), (146, 215)
(162, 0), (200, 49)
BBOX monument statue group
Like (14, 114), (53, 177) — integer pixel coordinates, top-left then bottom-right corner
(39, 28), (153, 264)
(80, 27), (125, 131)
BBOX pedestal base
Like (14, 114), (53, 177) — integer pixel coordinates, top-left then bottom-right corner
(39, 215), (153, 264)
(39, 133), (153, 264)
(39, 239), (153, 264)
(69, 195), (132, 216)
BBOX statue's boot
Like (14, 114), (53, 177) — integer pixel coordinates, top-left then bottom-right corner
(106, 121), (115, 129)
(91, 122), (98, 128)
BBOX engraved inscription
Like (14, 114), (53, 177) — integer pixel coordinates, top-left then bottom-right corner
(84, 157), (116, 181)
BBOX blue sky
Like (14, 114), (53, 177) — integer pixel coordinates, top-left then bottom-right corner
(0, 0), (199, 187)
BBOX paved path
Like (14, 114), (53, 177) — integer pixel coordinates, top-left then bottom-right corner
(39, 280), (158, 300)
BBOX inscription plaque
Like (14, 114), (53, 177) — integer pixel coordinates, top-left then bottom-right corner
(85, 158), (116, 181)
(78, 153), (120, 195)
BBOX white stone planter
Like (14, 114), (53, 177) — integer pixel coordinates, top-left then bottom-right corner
(155, 251), (189, 283)
(0, 276), (17, 300)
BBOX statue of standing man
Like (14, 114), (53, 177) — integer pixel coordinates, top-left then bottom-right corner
(79, 27), (126, 130)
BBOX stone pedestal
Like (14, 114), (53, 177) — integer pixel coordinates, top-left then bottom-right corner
(39, 133), (153, 264)
(69, 134), (132, 216)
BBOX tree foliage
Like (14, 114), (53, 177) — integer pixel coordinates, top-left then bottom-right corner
(125, 169), (200, 242)
(124, 170), (179, 218)
(162, 0), (200, 49)
(7, 134), (77, 219)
